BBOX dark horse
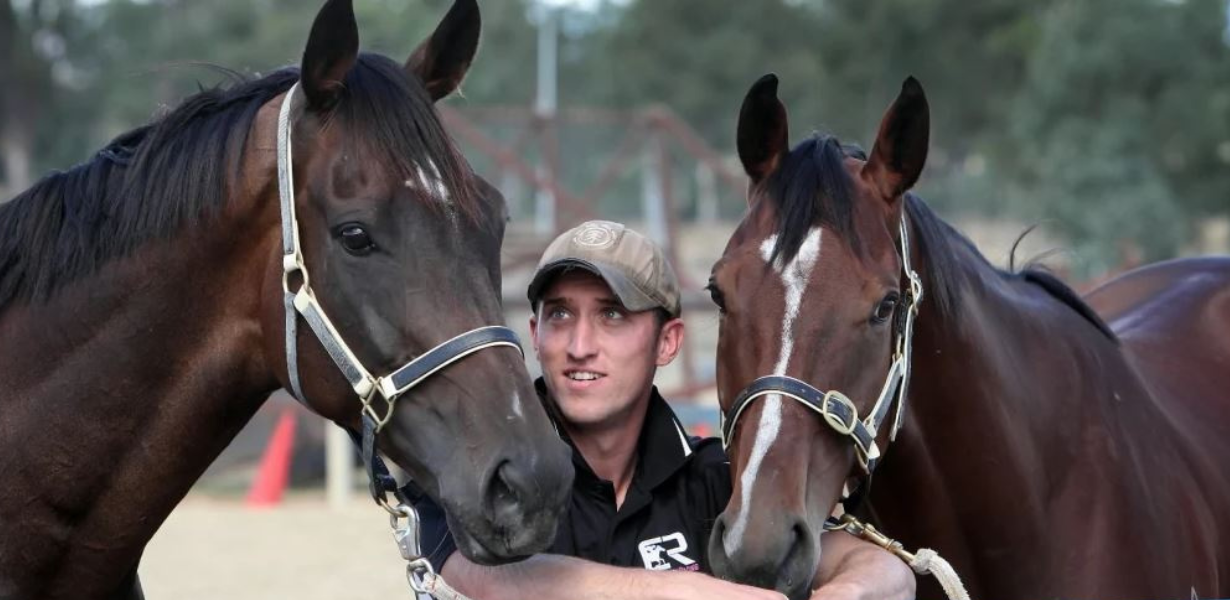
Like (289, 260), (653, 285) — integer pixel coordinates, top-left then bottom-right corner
(705, 74), (1230, 599)
(0, 1), (574, 598)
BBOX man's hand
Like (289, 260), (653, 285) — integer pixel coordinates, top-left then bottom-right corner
(809, 531), (916, 600)
(442, 552), (786, 600)
(809, 581), (871, 600)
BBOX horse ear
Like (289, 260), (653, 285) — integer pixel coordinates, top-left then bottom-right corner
(737, 73), (790, 188)
(300, 0), (360, 111)
(863, 76), (930, 202)
(406, 0), (481, 102)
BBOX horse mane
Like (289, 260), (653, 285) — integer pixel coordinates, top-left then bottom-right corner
(763, 133), (1117, 343)
(904, 197), (1117, 342)
(0, 53), (475, 309)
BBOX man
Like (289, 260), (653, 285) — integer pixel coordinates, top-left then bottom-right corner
(410, 220), (915, 600)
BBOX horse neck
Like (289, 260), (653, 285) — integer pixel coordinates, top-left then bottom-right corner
(0, 127), (283, 596)
(867, 227), (1131, 586)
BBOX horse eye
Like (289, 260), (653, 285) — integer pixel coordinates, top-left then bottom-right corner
(706, 282), (727, 313)
(872, 292), (899, 324)
(339, 225), (376, 255)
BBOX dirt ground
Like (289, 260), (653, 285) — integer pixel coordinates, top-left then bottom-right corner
(140, 494), (419, 599)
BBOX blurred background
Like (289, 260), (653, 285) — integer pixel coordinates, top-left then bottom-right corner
(3, 0), (1228, 596)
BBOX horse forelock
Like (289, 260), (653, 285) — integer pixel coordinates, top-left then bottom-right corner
(760, 135), (861, 267)
(332, 53), (480, 220)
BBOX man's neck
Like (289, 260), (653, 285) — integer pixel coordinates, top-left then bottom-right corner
(562, 393), (652, 510)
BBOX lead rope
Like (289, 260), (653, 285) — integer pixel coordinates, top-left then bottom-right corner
(826, 514), (970, 600)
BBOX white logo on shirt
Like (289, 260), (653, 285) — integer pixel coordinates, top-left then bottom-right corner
(637, 532), (696, 570)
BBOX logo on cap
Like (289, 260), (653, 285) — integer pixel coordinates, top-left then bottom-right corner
(572, 222), (617, 249)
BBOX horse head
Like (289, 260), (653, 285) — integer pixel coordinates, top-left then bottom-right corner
(256, 0), (572, 564)
(706, 74), (929, 598)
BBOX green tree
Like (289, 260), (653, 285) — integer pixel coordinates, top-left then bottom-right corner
(568, 0), (826, 146)
(8, 0), (1228, 274)
(1007, 0), (1230, 271)
(8, 0), (538, 181)
(1, 0), (81, 195)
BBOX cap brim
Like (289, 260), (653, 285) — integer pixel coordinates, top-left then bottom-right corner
(527, 258), (660, 313)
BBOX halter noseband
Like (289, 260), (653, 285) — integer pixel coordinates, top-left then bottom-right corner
(721, 216), (923, 489)
(275, 83), (523, 508)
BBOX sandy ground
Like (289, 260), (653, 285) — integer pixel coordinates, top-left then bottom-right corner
(140, 494), (419, 600)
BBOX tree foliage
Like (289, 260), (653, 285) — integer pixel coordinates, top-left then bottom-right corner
(2, 0), (1227, 273)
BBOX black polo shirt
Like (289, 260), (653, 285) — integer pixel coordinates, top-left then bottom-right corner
(409, 379), (732, 573)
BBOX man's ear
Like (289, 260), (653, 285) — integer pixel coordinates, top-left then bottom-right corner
(655, 317), (685, 367)
(529, 312), (540, 356)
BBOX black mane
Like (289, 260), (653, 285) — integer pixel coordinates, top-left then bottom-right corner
(0, 53), (472, 308)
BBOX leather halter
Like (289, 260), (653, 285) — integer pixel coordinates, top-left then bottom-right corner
(275, 83), (523, 505)
(721, 216), (923, 484)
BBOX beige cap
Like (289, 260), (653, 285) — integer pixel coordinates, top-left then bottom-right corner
(527, 220), (681, 318)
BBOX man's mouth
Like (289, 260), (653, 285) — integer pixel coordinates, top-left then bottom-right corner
(565, 370), (605, 381)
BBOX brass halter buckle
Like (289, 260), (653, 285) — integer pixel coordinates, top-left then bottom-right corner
(820, 390), (858, 435)
(830, 513), (917, 564)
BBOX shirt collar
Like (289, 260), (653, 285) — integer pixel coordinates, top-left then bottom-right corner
(535, 378), (694, 492)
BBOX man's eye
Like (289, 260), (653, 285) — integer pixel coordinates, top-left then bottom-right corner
(603, 308), (625, 320)
(548, 307), (570, 320)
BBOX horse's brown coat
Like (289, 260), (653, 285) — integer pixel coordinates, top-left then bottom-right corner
(708, 75), (1230, 600)
(0, 2), (572, 598)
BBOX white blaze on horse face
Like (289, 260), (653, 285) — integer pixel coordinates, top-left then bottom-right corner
(412, 159), (452, 205)
(406, 159), (457, 230)
(510, 388), (523, 419)
(726, 228), (823, 555)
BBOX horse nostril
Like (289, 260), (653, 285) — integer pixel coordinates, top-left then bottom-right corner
(777, 520), (815, 593)
(712, 515), (735, 557)
(708, 516), (733, 573)
(486, 460), (524, 520)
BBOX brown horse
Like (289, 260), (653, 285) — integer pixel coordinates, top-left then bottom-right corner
(0, 1), (573, 598)
(705, 74), (1230, 599)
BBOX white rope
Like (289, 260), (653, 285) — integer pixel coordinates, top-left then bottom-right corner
(828, 515), (970, 600)
(414, 570), (477, 600)
(909, 548), (971, 600)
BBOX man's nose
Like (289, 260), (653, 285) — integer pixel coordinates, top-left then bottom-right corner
(567, 316), (597, 360)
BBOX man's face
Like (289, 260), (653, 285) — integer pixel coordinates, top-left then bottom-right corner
(530, 270), (682, 431)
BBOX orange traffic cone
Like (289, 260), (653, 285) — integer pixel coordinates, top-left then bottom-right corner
(246, 408), (297, 507)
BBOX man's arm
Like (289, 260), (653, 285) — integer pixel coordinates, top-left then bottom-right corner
(441, 552), (786, 600)
(809, 531), (915, 600)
